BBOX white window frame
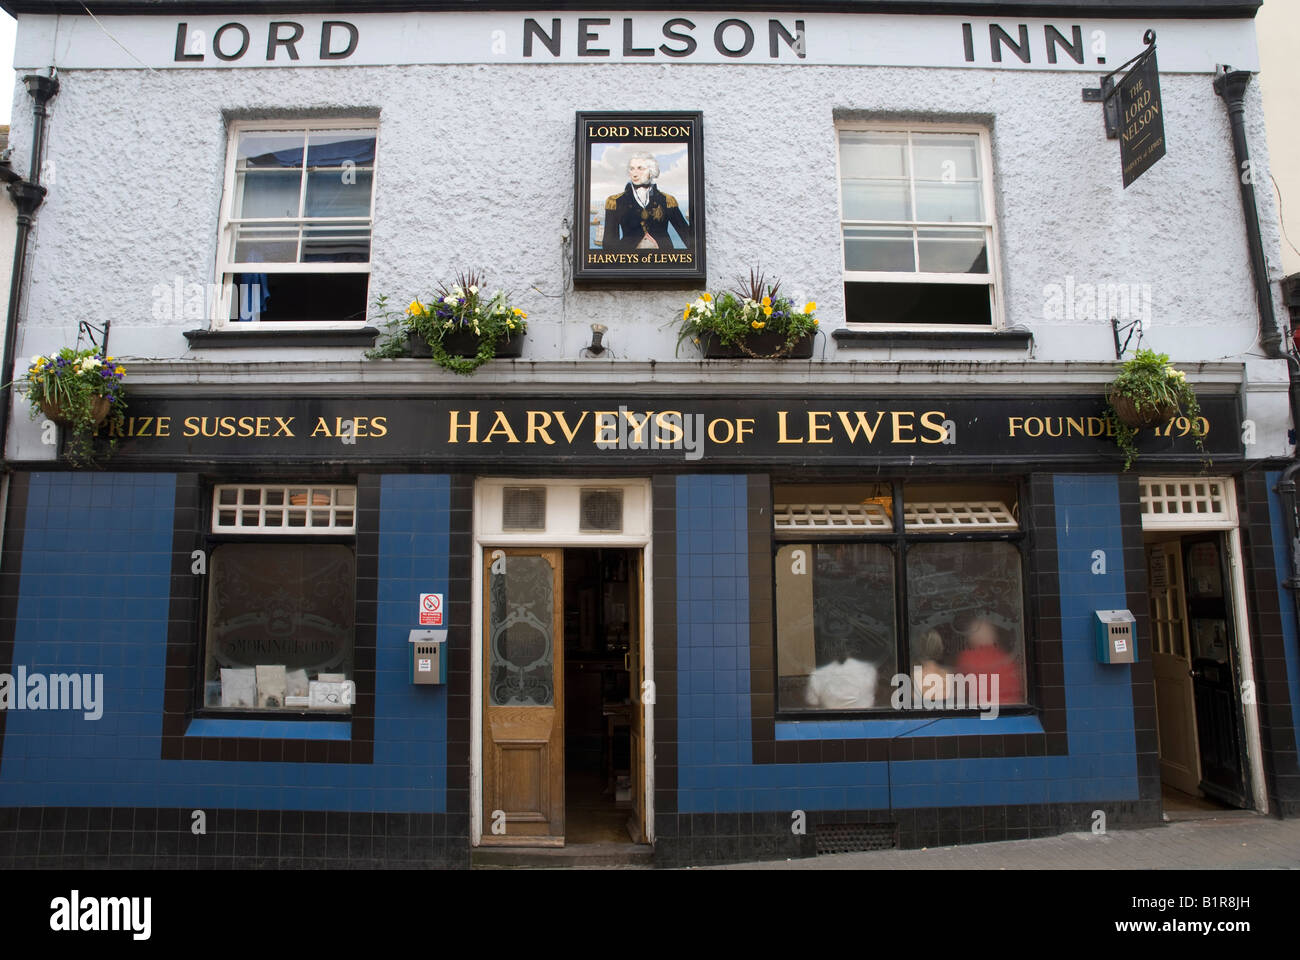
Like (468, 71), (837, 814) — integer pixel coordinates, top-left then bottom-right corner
(213, 118), (379, 330)
(835, 122), (1004, 330)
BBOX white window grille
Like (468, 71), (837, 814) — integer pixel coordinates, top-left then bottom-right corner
(212, 484), (357, 534)
(904, 501), (1017, 531)
(1139, 478), (1235, 528)
(774, 502), (893, 531)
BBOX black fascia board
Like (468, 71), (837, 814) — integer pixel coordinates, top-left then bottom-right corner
(0, 1), (1263, 19)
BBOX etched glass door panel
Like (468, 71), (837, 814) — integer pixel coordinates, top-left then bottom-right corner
(489, 555), (556, 707)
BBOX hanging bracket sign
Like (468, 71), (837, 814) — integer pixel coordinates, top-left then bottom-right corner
(1083, 30), (1165, 188)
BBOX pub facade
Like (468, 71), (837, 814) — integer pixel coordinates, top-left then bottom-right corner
(0, 0), (1297, 869)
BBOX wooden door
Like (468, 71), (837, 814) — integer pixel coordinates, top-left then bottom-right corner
(1183, 537), (1250, 808)
(482, 548), (565, 846)
(1147, 541), (1201, 795)
(627, 549), (646, 842)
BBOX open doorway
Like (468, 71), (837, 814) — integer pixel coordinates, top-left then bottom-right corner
(563, 548), (641, 844)
(1144, 531), (1252, 818)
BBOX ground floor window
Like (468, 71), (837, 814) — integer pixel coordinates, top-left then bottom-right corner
(774, 481), (1027, 713)
(202, 484), (357, 713)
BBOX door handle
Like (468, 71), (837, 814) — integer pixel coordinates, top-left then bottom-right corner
(1188, 668), (1203, 680)
(624, 652), (631, 673)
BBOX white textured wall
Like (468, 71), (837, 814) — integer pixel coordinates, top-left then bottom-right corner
(2, 54), (1291, 456)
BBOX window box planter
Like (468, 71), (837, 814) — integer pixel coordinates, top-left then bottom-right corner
(698, 331), (814, 359)
(405, 329), (525, 359)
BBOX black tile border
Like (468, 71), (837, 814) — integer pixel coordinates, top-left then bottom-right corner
(446, 475), (473, 819)
(161, 474), (378, 764)
(752, 471), (1068, 764)
(1118, 474), (1162, 805)
(652, 475), (678, 817)
(0, 807), (467, 870)
(1240, 469), (1300, 810)
(651, 798), (1163, 867)
(0, 472), (30, 767)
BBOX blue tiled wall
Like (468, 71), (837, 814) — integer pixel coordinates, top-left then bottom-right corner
(0, 472), (450, 813)
(1265, 470), (1300, 750)
(674, 473), (1140, 814)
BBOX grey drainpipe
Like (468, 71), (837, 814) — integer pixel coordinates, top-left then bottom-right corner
(0, 73), (59, 466)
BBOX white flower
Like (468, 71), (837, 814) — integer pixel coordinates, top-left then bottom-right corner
(29, 355), (42, 366)
(469, 285), (479, 295)
(443, 295), (456, 305)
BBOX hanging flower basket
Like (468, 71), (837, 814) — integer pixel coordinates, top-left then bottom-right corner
(1106, 392), (1178, 429)
(39, 394), (112, 427)
(24, 347), (128, 467)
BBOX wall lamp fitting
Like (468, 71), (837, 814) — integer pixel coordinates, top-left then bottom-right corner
(588, 323), (607, 356)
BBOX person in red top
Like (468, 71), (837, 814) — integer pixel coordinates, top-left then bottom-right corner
(953, 617), (1023, 706)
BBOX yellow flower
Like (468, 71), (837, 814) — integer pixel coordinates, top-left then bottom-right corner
(512, 307), (523, 315)
(683, 307), (691, 321)
(751, 321), (766, 330)
(519, 311), (527, 319)
(701, 292), (712, 302)
(804, 302), (816, 314)
(813, 318), (819, 326)
(407, 300), (424, 316)
(114, 365), (125, 375)
(762, 305), (773, 317)
(761, 296), (771, 307)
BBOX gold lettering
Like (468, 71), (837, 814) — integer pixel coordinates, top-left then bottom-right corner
(891, 411), (916, 443)
(836, 410), (886, 444)
(1008, 416), (1025, 437)
(919, 410), (948, 444)
(1066, 416), (1085, 437)
(310, 417), (333, 438)
(707, 418), (735, 444)
(806, 411), (832, 444)
(482, 410), (520, 444)
(621, 410), (653, 445)
(274, 416), (295, 437)
(654, 411), (684, 445)
(369, 416), (387, 438)
(448, 410), (479, 443)
(527, 410), (556, 445)
(777, 411), (804, 444)
(183, 416), (200, 438)
(553, 410), (589, 444)
(594, 411), (619, 444)
(156, 416), (170, 438)
(734, 418), (755, 444)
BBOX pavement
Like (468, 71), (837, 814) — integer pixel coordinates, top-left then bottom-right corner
(702, 813), (1300, 869)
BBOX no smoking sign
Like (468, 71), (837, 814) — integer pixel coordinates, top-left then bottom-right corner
(419, 593), (444, 626)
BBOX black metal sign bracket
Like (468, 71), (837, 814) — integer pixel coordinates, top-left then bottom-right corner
(1083, 30), (1156, 140)
(1112, 316), (1144, 360)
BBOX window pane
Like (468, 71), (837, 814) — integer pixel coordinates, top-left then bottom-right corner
(916, 227), (988, 273)
(238, 132), (305, 168)
(305, 131), (376, 167)
(841, 180), (912, 222)
(915, 181), (984, 222)
(844, 281), (992, 324)
(236, 169), (302, 219)
(776, 543), (896, 712)
(302, 222), (372, 262)
(839, 131), (908, 179)
(232, 223), (299, 263)
(911, 134), (980, 181)
(906, 542), (1025, 707)
(305, 170), (374, 218)
(204, 543), (355, 712)
(227, 272), (369, 323)
(844, 226), (915, 272)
